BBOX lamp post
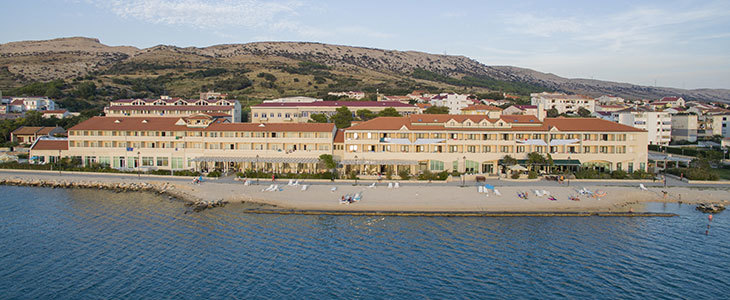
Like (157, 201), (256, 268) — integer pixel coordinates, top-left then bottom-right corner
(256, 154), (259, 185)
(462, 155), (466, 187)
(354, 155), (358, 186)
(58, 149), (62, 176)
(137, 151), (141, 179)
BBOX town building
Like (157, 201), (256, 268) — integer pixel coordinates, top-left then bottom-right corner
(104, 97), (242, 122)
(650, 97), (685, 109)
(595, 95), (625, 105)
(380, 95), (412, 103)
(200, 91), (228, 100)
(612, 107), (671, 145)
(670, 114), (698, 142)
(1, 96), (56, 113)
(42, 110), (72, 119)
(11, 126), (66, 145)
(327, 91), (365, 100)
(460, 105), (503, 118)
(428, 93), (473, 114)
(250, 101), (419, 123)
(698, 113), (730, 138)
(342, 115), (648, 175)
(503, 105), (539, 117)
(531, 92), (595, 115)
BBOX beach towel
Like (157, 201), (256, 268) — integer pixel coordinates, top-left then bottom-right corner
(484, 184), (495, 190)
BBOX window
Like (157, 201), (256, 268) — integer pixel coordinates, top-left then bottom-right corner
(430, 160), (444, 171)
(171, 157), (183, 169)
(156, 157), (169, 167)
(400, 145), (409, 152)
(501, 146), (510, 153)
(482, 146), (491, 152)
(467, 145), (477, 153)
(516, 146), (525, 153)
(142, 157), (154, 166)
(583, 146), (591, 153)
(449, 145), (459, 153)
(600, 146), (608, 153)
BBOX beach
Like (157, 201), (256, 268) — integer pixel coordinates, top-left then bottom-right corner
(1, 169), (727, 213)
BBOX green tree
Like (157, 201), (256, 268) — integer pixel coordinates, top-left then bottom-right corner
(546, 107), (559, 118)
(423, 106), (450, 114)
(501, 155), (518, 166)
(377, 107), (401, 117)
(23, 111), (45, 127)
(319, 154), (337, 170)
(526, 152), (546, 171)
(309, 113), (329, 123)
(331, 106), (353, 128)
(74, 82), (97, 99)
(356, 109), (377, 121)
(577, 107), (592, 117)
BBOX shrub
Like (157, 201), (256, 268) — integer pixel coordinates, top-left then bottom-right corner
(511, 172), (521, 179)
(418, 170), (437, 181)
(206, 170), (222, 178)
(385, 169), (393, 180)
(667, 167), (718, 181)
(631, 170), (654, 179)
(610, 170), (628, 179)
(527, 170), (538, 179)
(436, 171), (449, 181)
(398, 169), (411, 180)
(348, 171), (359, 180)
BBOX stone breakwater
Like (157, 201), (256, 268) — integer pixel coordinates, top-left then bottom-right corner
(0, 177), (227, 212)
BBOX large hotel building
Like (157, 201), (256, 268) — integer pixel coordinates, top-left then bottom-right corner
(31, 113), (648, 176)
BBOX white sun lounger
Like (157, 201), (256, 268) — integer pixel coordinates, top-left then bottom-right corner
(287, 179), (294, 186)
(394, 182), (400, 188)
(388, 182), (393, 188)
(535, 190), (543, 197)
(478, 186), (484, 193)
(639, 184), (648, 191)
(368, 182), (376, 188)
(542, 190), (550, 196)
(301, 185), (308, 191)
(494, 189), (501, 196)
(331, 187), (337, 192)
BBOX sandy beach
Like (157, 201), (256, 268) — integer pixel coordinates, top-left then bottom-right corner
(1, 169), (728, 213)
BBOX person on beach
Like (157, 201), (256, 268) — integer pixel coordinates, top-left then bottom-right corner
(272, 174), (276, 182)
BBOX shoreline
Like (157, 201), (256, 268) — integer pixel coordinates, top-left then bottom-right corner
(1, 169), (727, 214)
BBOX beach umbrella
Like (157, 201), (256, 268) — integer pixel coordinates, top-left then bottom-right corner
(484, 184), (495, 190)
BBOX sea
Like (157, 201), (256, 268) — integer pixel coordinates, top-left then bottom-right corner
(0, 185), (728, 299)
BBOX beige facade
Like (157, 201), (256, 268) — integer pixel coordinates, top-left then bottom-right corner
(342, 115), (648, 175)
(105, 97), (241, 122)
(251, 101), (419, 123)
(56, 115), (335, 173)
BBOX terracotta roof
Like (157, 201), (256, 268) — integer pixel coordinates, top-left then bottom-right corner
(31, 139), (68, 151)
(42, 110), (68, 114)
(106, 105), (233, 111)
(514, 105), (537, 109)
(112, 98), (231, 104)
(544, 118), (645, 132)
(10, 100), (24, 105)
(334, 129), (345, 143)
(416, 103), (431, 108)
(254, 101), (415, 108)
(462, 104), (503, 111)
(69, 117), (335, 132)
(12, 126), (63, 135)
(348, 115), (643, 133)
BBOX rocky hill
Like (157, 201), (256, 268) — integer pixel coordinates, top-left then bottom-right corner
(1, 37), (728, 103)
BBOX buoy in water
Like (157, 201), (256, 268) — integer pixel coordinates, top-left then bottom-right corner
(709, 214), (713, 221)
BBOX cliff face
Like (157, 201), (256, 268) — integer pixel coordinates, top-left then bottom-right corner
(1, 37), (728, 102)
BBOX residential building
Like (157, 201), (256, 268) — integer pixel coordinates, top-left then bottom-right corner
(531, 92), (595, 115)
(28, 137), (68, 164)
(670, 114), (698, 142)
(327, 91), (365, 100)
(104, 97), (242, 122)
(342, 114), (647, 175)
(429, 93), (473, 114)
(34, 115), (336, 172)
(11, 126), (66, 145)
(42, 110), (71, 119)
(595, 105), (628, 113)
(200, 91), (228, 100)
(250, 101), (419, 123)
(1, 96), (56, 112)
(595, 95), (625, 105)
(650, 97), (685, 109)
(380, 95), (412, 103)
(460, 105), (503, 118)
(503, 105), (539, 117)
(612, 107), (671, 145)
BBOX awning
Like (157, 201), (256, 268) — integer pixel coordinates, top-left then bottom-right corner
(380, 138), (446, 145)
(499, 159), (581, 166)
(190, 156), (320, 163)
(341, 159), (418, 166)
(549, 139), (580, 146)
(648, 153), (693, 163)
(508, 165), (528, 171)
(516, 139), (548, 146)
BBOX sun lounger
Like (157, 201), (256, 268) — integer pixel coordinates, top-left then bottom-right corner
(388, 182), (393, 188)
(394, 182), (400, 188)
(478, 186), (484, 193)
(368, 182), (376, 188)
(494, 189), (501, 196)
(639, 184), (648, 191)
(535, 190), (543, 197)
(293, 180), (300, 186)
(301, 185), (308, 191)
(331, 187), (337, 192)
(287, 179), (294, 186)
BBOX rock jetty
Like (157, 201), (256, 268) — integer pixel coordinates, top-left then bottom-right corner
(0, 177), (222, 212)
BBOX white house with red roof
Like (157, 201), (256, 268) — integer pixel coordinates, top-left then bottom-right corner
(650, 97), (685, 109)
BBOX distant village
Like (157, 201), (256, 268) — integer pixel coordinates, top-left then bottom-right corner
(1, 88), (729, 181)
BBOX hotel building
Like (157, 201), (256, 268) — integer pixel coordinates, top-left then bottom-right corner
(31, 114), (648, 176)
(250, 101), (419, 123)
(531, 92), (595, 115)
(340, 115), (647, 175)
(104, 97), (242, 122)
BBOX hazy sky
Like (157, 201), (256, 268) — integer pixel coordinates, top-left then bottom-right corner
(2, 0), (729, 89)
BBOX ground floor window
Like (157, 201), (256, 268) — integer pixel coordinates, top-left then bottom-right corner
(156, 157), (169, 167)
(628, 162), (634, 173)
(171, 157), (183, 169)
(99, 156), (111, 167)
(142, 157), (154, 166)
(465, 160), (479, 173)
(430, 160), (444, 171)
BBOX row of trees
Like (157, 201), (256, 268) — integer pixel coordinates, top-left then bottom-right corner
(309, 106), (402, 128)
(0, 110), (99, 146)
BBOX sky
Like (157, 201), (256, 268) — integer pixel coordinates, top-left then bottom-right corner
(2, 0), (729, 89)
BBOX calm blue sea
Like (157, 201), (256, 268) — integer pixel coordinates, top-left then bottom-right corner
(0, 185), (727, 299)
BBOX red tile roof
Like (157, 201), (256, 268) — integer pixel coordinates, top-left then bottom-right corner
(334, 129), (345, 143)
(254, 101), (415, 108)
(106, 105), (233, 111)
(462, 104), (503, 111)
(31, 139), (68, 151)
(12, 126), (64, 135)
(69, 117), (335, 132)
(42, 110), (68, 114)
